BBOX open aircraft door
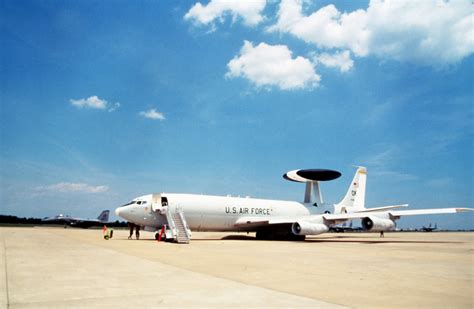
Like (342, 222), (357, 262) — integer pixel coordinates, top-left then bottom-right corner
(151, 194), (162, 212)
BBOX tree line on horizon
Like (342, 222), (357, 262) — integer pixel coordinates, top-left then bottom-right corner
(0, 215), (128, 227)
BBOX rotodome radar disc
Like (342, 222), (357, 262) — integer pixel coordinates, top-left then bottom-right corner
(283, 169), (341, 182)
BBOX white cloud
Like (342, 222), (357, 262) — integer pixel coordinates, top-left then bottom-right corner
(226, 41), (320, 90)
(70, 96), (106, 109)
(269, 0), (474, 65)
(108, 102), (121, 112)
(314, 50), (354, 72)
(69, 96), (120, 112)
(139, 108), (166, 120)
(185, 0), (267, 28)
(367, 0), (474, 65)
(36, 182), (109, 194)
(268, 1), (369, 56)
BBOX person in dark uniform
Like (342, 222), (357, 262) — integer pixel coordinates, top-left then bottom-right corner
(128, 222), (134, 239)
(135, 225), (140, 240)
(380, 231), (384, 238)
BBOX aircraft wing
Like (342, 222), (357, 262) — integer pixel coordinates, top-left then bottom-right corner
(234, 208), (473, 228)
(355, 204), (408, 213)
(389, 208), (472, 218)
(42, 216), (74, 223)
(323, 208), (473, 222)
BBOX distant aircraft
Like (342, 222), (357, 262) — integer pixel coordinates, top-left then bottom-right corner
(115, 167), (472, 241)
(421, 223), (437, 232)
(42, 210), (110, 228)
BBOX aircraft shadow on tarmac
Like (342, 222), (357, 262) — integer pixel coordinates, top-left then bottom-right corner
(194, 235), (463, 244)
(121, 235), (462, 244)
(303, 239), (462, 244)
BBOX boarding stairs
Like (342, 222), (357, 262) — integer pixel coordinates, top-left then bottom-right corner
(164, 208), (192, 244)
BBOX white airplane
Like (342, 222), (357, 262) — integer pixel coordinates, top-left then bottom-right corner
(114, 167), (471, 241)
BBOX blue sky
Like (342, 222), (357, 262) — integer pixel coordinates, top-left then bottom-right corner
(1, 0), (473, 229)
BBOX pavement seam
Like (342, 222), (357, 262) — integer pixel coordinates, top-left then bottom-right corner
(6, 293), (166, 307)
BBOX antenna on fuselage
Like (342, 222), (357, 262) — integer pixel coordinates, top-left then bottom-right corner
(283, 169), (341, 205)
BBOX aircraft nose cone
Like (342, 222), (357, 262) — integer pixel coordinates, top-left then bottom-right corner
(115, 207), (122, 217)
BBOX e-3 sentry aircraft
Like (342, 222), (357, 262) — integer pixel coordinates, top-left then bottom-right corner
(114, 167), (471, 241)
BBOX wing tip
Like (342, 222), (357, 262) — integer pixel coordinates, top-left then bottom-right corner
(455, 208), (474, 212)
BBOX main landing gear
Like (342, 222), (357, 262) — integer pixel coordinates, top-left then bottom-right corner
(255, 230), (305, 241)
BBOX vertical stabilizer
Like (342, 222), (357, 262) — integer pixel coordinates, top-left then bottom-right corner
(336, 167), (367, 212)
(97, 210), (110, 222)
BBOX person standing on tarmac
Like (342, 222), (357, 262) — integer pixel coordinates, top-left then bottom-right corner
(128, 222), (134, 239)
(135, 225), (140, 240)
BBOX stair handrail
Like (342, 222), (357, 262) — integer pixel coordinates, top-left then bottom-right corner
(177, 211), (192, 240)
(165, 207), (178, 240)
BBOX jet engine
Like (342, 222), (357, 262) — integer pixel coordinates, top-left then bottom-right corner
(291, 221), (329, 235)
(361, 216), (396, 232)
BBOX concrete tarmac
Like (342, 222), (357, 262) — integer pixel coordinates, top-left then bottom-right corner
(1, 227), (473, 308)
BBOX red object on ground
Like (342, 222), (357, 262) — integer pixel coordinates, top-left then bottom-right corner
(158, 226), (165, 242)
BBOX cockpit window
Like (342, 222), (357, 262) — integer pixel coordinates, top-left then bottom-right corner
(142, 201), (147, 205)
(122, 201), (135, 206)
(137, 201), (142, 205)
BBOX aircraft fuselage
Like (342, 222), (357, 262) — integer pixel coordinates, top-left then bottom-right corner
(115, 193), (331, 232)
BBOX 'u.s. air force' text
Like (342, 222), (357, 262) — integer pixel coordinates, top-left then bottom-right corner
(225, 207), (272, 215)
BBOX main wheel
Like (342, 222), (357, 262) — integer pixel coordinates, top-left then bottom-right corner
(287, 234), (306, 241)
(256, 230), (267, 240)
(256, 230), (275, 240)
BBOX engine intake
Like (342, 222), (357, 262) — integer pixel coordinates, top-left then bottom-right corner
(361, 217), (396, 232)
(291, 221), (329, 235)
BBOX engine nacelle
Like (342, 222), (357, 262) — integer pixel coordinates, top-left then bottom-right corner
(361, 216), (396, 232)
(292, 221), (329, 235)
